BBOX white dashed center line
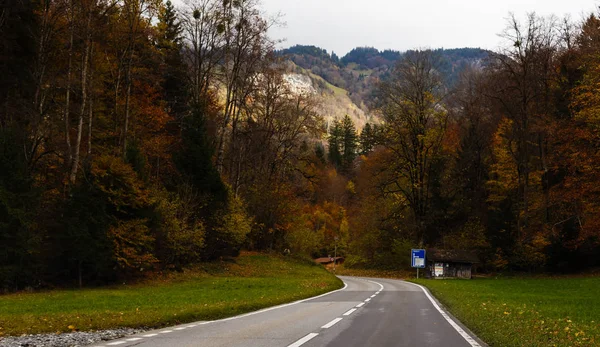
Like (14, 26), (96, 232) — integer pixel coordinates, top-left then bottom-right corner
(343, 308), (357, 316)
(365, 298), (371, 302)
(356, 302), (365, 308)
(287, 333), (319, 347)
(321, 317), (343, 329)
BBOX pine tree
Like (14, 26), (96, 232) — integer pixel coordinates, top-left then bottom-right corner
(315, 143), (326, 164)
(328, 119), (342, 168)
(359, 123), (373, 155)
(175, 102), (225, 200)
(341, 115), (358, 171)
(157, 0), (189, 121)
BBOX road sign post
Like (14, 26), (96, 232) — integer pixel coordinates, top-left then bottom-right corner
(411, 249), (426, 279)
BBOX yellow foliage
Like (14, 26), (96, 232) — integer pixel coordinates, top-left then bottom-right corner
(108, 219), (157, 271)
(90, 155), (151, 212)
(153, 187), (205, 264)
(487, 117), (518, 204)
(215, 191), (253, 248)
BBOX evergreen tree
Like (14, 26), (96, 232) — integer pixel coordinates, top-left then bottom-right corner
(341, 115), (358, 171)
(359, 123), (374, 155)
(0, 0), (37, 121)
(331, 51), (340, 63)
(176, 102), (225, 201)
(0, 0), (40, 289)
(315, 143), (326, 164)
(328, 119), (342, 168)
(0, 128), (39, 289)
(157, 0), (189, 120)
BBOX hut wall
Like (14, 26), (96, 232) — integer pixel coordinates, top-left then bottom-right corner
(426, 262), (472, 279)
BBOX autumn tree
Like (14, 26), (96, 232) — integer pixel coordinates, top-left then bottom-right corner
(233, 63), (323, 250)
(180, 0), (223, 104)
(447, 67), (496, 247)
(485, 13), (559, 269)
(214, 0), (277, 176)
(378, 50), (448, 245)
(541, 13), (600, 270)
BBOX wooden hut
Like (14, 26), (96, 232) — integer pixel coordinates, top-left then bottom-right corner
(425, 249), (479, 279)
(314, 256), (344, 265)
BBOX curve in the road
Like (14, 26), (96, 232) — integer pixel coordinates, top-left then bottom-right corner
(92, 276), (485, 347)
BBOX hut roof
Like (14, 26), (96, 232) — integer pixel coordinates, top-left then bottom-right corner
(314, 257), (344, 264)
(426, 249), (480, 264)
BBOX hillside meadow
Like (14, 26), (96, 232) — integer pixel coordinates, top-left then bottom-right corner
(0, 253), (342, 337)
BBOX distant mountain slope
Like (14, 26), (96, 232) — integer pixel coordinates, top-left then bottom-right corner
(283, 64), (372, 131)
(278, 45), (492, 125)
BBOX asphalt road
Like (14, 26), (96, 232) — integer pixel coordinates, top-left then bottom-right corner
(91, 276), (486, 347)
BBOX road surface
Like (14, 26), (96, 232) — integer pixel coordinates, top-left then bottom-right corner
(91, 276), (486, 347)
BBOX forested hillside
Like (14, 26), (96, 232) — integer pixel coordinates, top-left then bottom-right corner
(280, 45), (490, 114)
(2, 0), (600, 292)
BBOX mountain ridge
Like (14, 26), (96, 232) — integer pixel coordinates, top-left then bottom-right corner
(278, 45), (492, 129)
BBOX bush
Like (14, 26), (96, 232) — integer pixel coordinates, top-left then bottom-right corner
(206, 189), (253, 259)
(152, 186), (205, 268)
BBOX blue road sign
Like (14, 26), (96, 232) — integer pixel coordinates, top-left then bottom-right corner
(411, 249), (426, 268)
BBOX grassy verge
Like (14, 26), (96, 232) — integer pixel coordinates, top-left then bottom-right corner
(413, 277), (600, 346)
(0, 253), (342, 337)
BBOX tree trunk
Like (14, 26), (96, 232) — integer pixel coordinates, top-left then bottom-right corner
(70, 13), (92, 184)
(123, 49), (133, 157)
(87, 43), (94, 156)
(64, 0), (74, 170)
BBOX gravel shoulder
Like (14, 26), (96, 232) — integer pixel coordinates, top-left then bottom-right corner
(0, 328), (147, 347)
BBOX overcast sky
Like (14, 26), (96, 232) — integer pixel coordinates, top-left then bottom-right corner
(260, 0), (599, 56)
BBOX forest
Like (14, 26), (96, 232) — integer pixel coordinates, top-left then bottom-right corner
(2, 0), (600, 292)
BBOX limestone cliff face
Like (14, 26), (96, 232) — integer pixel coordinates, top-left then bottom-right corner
(283, 73), (315, 95)
(283, 71), (374, 132)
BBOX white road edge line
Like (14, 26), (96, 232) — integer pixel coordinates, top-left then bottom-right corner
(126, 338), (142, 341)
(287, 333), (319, 347)
(106, 281), (349, 344)
(202, 282), (349, 325)
(321, 317), (343, 329)
(106, 342), (126, 346)
(343, 308), (357, 316)
(175, 327), (186, 330)
(356, 302), (365, 308)
(366, 279), (385, 292)
(404, 281), (482, 347)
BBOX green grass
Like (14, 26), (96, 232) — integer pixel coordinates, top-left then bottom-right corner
(413, 277), (600, 346)
(0, 253), (342, 337)
(295, 65), (348, 97)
